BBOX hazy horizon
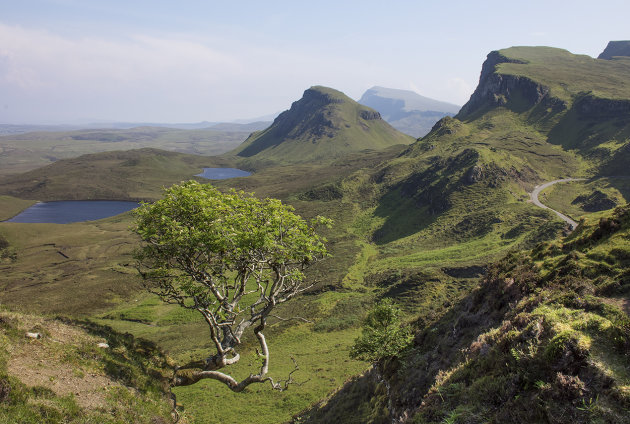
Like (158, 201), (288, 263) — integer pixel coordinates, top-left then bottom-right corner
(1, 0), (629, 125)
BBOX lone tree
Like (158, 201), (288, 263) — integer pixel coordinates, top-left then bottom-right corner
(132, 181), (329, 392)
(350, 298), (412, 362)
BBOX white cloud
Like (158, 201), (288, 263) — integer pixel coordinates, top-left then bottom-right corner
(0, 23), (285, 122)
(0, 22), (473, 123)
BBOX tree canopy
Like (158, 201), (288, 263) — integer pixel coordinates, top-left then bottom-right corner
(350, 299), (412, 362)
(132, 180), (330, 391)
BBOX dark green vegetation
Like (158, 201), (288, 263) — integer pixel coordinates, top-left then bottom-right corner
(232, 86), (414, 163)
(0, 126), (250, 176)
(350, 299), (413, 362)
(358, 86), (460, 138)
(0, 44), (629, 423)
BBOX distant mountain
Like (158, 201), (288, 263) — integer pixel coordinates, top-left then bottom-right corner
(358, 86), (460, 138)
(231, 86), (414, 163)
(598, 40), (630, 60)
(0, 118), (277, 134)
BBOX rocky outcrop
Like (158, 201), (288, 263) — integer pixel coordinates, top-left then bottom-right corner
(360, 110), (382, 120)
(457, 51), (565, 119)
(574, 94), (630, 119)
(598, 40), (630, 60)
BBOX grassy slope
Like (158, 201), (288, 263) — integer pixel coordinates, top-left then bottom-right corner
(0, 126), (249, 176)
(302, 204), (630, 424)
(498, 47), (630, 102)
(232, 86), (414, 163)
(292, 46), (630, 422)
(333, 46), (630, 285)
(0, 310), (174, 423)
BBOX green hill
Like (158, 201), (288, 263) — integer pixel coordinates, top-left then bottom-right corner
(334, 45), (630, 277)
(0, 148), (238, 201)
(231, 86), (414, 163)
(292, 43), (630, 424)
(457, 47), (630, 175)
(0, 126), (250, 176)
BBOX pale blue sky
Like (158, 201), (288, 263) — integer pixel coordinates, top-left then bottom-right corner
(1, 0), (628, 123)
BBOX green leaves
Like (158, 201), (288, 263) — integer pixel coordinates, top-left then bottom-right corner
(132, 179), (329, 309)
(350, 299), (413, 362)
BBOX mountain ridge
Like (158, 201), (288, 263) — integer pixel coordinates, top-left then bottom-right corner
(231, 86), (413, 163)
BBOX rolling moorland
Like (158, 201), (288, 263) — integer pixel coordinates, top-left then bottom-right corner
(0, 41), (628, 423)
(0, 123), (266, 176)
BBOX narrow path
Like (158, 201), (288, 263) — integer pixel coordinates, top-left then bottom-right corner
(529, 178), (586, 230)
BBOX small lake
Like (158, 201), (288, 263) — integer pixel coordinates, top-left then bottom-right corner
(6, 200), (140, 224)
(196, 168), (251, 179)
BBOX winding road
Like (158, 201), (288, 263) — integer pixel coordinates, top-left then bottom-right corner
(529, 178), (586, 230)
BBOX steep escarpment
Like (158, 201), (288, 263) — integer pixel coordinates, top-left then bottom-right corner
(456, 50), (556, 119)
(457, 46), (630, 174)
(598, 40), (630, 60)
(231, 86), (413, 163)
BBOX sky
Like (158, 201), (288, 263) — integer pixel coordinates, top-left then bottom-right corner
(1, 0), (629, 124)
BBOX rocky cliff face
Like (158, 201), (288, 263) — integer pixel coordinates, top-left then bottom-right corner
(598, 40), (630, 60)
(574, 94), (630, 119)
(456, 51), (565, 119)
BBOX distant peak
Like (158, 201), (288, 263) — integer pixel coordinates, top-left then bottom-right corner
(598, 40), (630, 60)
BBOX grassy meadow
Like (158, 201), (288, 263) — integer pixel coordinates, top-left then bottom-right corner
(0, 126), (250, 176)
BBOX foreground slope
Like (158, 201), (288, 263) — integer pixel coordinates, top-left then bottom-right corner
(300, 204), (630, 423)
(232, 86), (413, 163)
(0, 310), (174, 423)
(358, 86), (460, 137)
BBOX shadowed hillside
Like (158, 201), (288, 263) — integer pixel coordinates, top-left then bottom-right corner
(598, 40), (630, 60)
